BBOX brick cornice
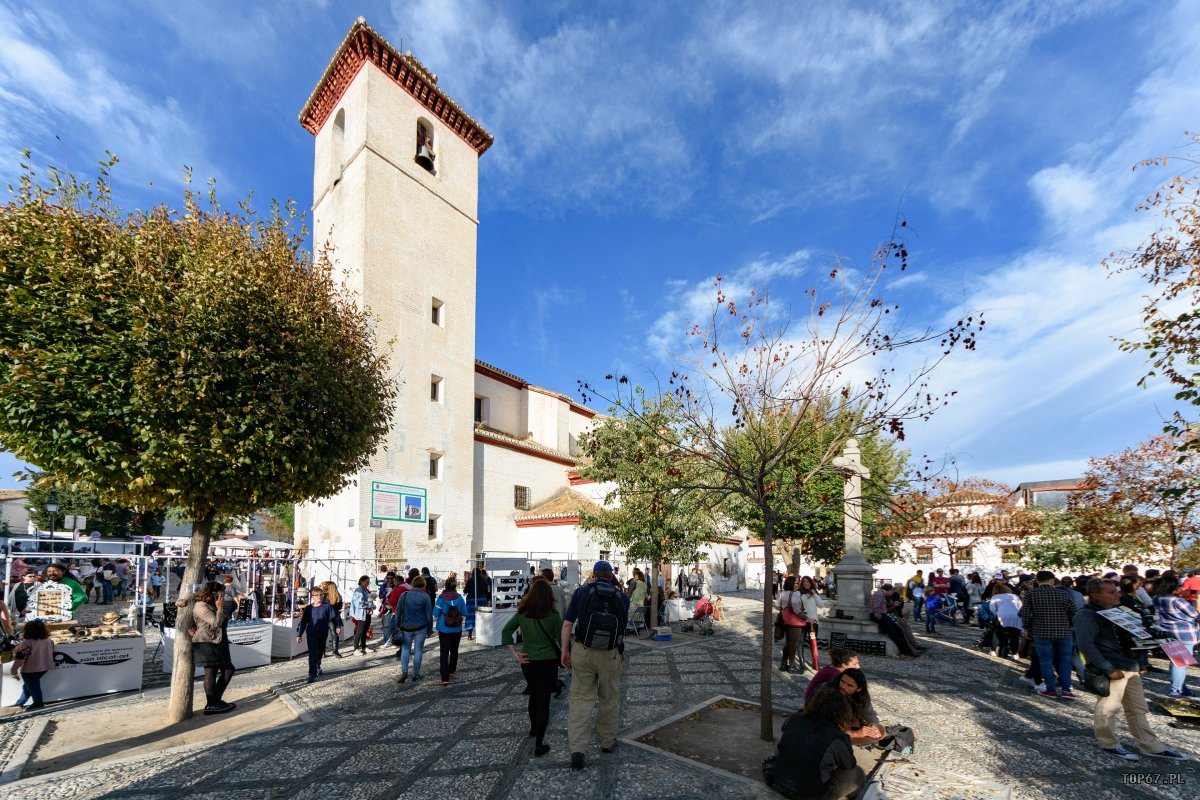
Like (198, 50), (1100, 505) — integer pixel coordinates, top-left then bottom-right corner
(300, 18), (493, 154)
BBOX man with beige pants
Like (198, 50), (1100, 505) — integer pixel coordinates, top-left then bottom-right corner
(560, 561), (630, 770)
(1074, 578), (1186, 762)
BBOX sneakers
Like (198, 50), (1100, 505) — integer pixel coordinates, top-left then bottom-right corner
(1168, 687), (1193, 697)
(1037, 689), (1059, 699)
(1034, 682), (1048, 693)
(1059, 691), (1078, 700)
(570, 752), (585, 769)
(1018, 676), (1036, 688)
(307, 675), (316, 684)
(1104, 747), (1140, 761)
(1143, 749), (1187, 760)
(397, 673), (409, 684)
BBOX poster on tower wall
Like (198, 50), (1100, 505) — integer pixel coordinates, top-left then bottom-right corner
(371, 481), (427, 523)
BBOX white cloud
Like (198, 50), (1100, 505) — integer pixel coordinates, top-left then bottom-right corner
(0, 5), (220, 189)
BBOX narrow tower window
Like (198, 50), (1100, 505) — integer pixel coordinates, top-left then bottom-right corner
(415, 120), (436, 173)
(431, 297), (444, 326)
(430, 375), (443, 402)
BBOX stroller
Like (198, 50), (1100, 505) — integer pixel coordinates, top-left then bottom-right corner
(925, 593), (959, 626)
(682, 596), (722, 635)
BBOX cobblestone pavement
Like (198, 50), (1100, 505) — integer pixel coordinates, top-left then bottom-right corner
(3, 592), (1198, 798)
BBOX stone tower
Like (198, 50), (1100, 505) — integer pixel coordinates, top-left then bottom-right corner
(295, 19), (492, 571)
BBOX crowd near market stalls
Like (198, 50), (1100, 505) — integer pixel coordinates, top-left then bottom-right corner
(0, 534), (709, 709)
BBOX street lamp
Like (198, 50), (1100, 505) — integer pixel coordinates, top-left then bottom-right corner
(45, 496), (59, 548)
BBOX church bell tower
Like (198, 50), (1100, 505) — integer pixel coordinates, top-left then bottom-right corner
(295, 18), (492, 571)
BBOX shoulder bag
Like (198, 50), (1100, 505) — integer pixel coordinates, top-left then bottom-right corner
(780, 592), (808, 628)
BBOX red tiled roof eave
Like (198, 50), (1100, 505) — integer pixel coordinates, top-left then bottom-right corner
(299, 19), (493, 154)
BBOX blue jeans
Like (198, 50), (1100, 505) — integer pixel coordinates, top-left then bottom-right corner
(1169, 661), (1189, 692)
(1034, 636), (1074, 693)
(398, 628), (428, 677)
(912, 600), (923, 620)
(102, 579), (114, 603)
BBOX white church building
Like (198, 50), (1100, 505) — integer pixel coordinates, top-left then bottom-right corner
(291, 20), (665, 581)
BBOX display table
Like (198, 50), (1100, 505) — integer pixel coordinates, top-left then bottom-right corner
(269, 618), (356, 658)
(161, 622), (273, 674)
(475, 608), (517, 646)
(0, 635), (144, 705)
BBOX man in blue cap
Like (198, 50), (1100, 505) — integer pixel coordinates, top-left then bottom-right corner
(560, 561), (630, 769)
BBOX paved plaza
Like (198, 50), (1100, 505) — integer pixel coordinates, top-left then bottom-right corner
(1, 591), (1198, 799)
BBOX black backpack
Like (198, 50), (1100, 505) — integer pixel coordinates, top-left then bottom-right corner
(577, 582), (622, 650)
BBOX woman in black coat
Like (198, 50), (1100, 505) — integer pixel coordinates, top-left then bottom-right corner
(765, 686), (865, 800)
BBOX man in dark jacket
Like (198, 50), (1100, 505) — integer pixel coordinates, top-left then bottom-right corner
(1074, 578), (1184, 762)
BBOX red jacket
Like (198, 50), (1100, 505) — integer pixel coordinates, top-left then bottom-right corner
(387, 583), (412, 610)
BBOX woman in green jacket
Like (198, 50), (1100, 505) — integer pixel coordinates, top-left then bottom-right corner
(502, 579), (563, 757)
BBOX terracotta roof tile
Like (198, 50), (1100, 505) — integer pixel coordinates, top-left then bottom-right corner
(514, 489), (602, 522)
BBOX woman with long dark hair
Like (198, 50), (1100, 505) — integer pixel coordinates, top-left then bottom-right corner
(766, 684), (865, 799)
(796, 576), (826, 669)
(501, 579), (564, 757)
(192, 581), (238, 714)
(837, 667), (883, 744)
(320, 581), (344, 658)
(778, 576), (807, 673)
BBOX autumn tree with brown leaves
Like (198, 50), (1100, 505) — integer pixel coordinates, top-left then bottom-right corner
(580, 225), (983, 740)
(1075, 434), (1200, 567)
(888, 477), (1032, 570)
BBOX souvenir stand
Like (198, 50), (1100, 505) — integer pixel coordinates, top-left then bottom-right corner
(473, 556), (533, 646)
(260, 553), (362, 658)
(0, 568), (144, 704)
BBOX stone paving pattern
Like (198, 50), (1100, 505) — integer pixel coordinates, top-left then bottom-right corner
(2, 591), (1198, 798)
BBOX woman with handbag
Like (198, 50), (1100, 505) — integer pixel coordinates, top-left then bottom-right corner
(192, 581), (239, 714)
(349, 575), (375, 655)
(501, 579), (564, 757)
(778, 576), (809, 673)
(796, 576), (826, 669)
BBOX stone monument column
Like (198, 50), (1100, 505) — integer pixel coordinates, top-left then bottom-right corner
(820, 438), (896, 655)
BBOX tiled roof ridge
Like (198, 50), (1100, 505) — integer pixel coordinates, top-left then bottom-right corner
(299, 18), (493, 153)
(474, 423), (576, 462)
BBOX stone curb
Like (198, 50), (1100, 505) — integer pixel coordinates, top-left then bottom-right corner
(0, 683), (307, 791)
(0, 716), (48, 786)
(618, 693), (795, 799)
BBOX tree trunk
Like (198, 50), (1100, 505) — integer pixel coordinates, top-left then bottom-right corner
(760, 514), (775, 741)
(165, 509), (215, 724)
(791, 543), (802, 577)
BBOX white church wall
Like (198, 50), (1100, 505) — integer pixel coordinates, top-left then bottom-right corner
(474, 442), (572, 554)
(475, 372), (524, 437)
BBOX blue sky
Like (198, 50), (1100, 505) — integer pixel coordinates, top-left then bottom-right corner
(1, 0), (1197, 490)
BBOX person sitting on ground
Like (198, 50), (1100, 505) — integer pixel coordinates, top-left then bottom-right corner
(805, 648), (860, 701)
(765, 686), (866, 800)
(836, 667), (884, 745)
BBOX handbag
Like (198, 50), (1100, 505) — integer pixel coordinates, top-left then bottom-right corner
(780, 592), (808, 628)
(877, 724), (915, 754)
(1083, 664), (1111, 697)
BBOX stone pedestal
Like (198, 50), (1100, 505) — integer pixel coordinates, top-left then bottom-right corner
(820, 560), (897, 657)
(819, 438), (898, 657)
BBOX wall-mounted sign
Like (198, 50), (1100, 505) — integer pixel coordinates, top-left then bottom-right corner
(371, 481), (427, 524)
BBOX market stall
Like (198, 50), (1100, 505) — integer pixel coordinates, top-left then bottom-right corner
(0, 632), (144, 704)
(160, 620), (273, 674)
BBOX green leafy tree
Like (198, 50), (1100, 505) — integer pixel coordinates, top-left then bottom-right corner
(1018, 509), (1142, 573)
(578, 389), (722, 627)
(25, 472), (165, 538)
(756, 424), (911, 568)
(0, 157), (394, 722)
